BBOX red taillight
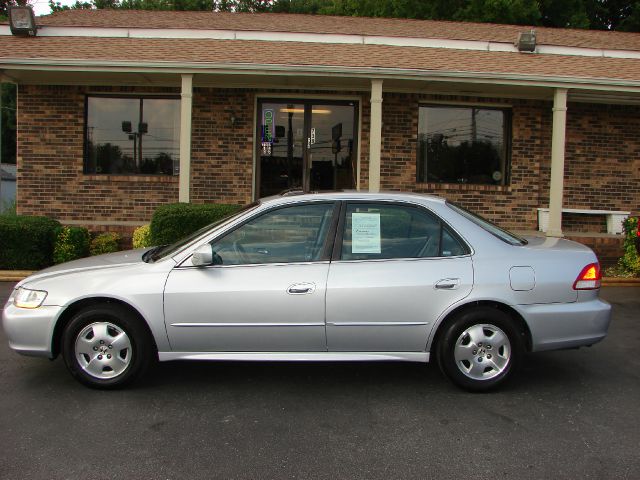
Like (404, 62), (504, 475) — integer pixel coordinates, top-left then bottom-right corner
(573, 263), (602, 290)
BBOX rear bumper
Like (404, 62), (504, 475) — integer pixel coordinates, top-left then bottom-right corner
(2, 303), (62, 358)
(516, 298), (611, 352)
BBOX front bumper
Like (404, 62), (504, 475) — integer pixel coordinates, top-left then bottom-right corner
(2, 302), (63, 358)
(517, 298), (612, 352)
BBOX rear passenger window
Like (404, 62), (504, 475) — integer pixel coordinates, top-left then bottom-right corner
(340, 203), (467, 260)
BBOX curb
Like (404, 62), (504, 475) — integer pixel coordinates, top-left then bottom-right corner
(602, 277), (640, 287)
(1, 272), (639, 286)
(0, 271), (35, 282)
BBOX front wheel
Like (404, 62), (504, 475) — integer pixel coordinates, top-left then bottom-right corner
(62, 304), (154, 389)
(437, 307), (524, 391)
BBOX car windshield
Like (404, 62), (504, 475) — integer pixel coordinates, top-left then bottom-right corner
(144, 202), (260, 262)
(446, 201), (528, 246)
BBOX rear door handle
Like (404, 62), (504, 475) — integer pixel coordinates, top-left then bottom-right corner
(287, 283), (316, 295)
(435, 278), (460, 290)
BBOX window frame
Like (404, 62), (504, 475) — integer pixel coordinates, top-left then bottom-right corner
(83, 93), (181, 176)
(331, 200), (471, 262)
(416, 103), (513, 186)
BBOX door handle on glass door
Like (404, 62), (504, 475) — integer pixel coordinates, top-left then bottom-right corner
(287, 283), (316, 295)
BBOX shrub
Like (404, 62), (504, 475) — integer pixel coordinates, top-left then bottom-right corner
(0, 215), (60, 269)
(53, 226), (90, 264)
(150, 203), (241, 245)
(614, 217), (640, 277)
(132, 224), (152, 249)
(90, 232), (121, 256)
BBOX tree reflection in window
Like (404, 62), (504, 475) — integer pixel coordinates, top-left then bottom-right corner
(417, 106), (511, 185)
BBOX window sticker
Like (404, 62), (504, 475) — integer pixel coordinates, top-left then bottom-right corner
(352, 213), (381, 254)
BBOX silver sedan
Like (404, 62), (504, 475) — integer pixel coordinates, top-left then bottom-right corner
(2, 192), (611, 391)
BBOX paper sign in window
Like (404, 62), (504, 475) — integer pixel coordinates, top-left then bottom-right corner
(352, 213), (381, 254)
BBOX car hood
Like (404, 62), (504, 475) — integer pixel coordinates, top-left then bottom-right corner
(18, 248), (152, 287)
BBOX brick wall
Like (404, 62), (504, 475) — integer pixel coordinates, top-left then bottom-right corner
(16, 85), (179, 225)
(378, 94), (551, 230)
(378, 94), (639, 232)
(190, 88), (254, 205)
(16, 85), (639, 242)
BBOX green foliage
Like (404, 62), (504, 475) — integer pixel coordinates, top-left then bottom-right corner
(150, 202), (241, 245)
(454, 0), (541, 25)
(90, 232), (121, 255)
(132, 224), (152, 248)
(0, 215), (61, 269)
(53, 226), (90, 264)
(48, 0), (93, 13)
(615, 217), (640, 277)
(1, 0), (29, 20)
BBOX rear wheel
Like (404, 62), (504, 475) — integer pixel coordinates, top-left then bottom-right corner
(437, 307), (523, 391)
(62, 304), (154, 389)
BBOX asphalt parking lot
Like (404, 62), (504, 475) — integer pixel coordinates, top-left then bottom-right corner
(1, 282), (639, 480)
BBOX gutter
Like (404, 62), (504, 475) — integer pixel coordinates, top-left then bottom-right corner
(3, 58), (640, 93)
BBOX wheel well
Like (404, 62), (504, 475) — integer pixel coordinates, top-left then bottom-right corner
(51, 297), (158, 359)
(430, 301), (533, 355)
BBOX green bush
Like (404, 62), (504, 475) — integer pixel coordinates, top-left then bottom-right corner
(0, 215), (61, 269)
(53, 226), (90, 264)
(132, 224), (152, 249)
(150, 203), (241, 245)
(90, 232), (121, 256)
(614, 217), (640, 277)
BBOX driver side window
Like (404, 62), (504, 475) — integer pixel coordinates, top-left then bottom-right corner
(210, 203), (335, 265)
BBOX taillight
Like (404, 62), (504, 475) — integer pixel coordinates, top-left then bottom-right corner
(573, 263), (602, 290)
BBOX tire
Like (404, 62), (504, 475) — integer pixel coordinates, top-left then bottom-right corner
(61, 303), (154, 389)
(436, 307), (524, 392)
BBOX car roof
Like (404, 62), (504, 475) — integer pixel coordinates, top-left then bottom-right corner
(259, 190), (447, 207)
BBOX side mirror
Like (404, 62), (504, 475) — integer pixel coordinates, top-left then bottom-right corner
(192, 244), (213, 266)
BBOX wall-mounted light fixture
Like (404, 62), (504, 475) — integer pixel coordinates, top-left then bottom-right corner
(230, 113), (237, 127)
(516, 30), (536, 52)
(8, 6), (38, 37)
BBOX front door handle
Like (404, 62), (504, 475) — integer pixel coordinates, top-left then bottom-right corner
(435, 278), (460, 290)
(287, 282), (316, 295)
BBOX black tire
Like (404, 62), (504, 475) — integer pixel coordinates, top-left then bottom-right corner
(61, 303), (155, 389)
(436, 307), (524, 392)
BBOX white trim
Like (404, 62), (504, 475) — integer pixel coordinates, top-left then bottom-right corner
(5, 59), (640, 91)
(158, 351), (430, 362)
(179, 74), (193, 203)
(3, 24), (640, 60)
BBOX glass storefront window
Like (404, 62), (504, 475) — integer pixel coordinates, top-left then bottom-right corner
(417, 105), (511, 185)
(85, 96), (180, 175)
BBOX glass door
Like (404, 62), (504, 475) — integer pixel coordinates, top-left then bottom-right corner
(257, 100), (358, 198)
(308, 103), (356, 192)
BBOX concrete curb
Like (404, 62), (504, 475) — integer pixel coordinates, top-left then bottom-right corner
(0, 271), (35, 282)
(1, 271), (639, 286)
(602, 277), (640, 287)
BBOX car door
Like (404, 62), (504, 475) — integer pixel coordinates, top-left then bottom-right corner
(163, 201), (338, 352)
(325, 201), (474, 352)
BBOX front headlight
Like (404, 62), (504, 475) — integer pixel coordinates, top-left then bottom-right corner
(13, 287), (48, 309)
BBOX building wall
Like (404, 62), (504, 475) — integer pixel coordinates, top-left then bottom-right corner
(15, 85), (638, 243)
(375, 93), (639, 231)
(16, 85), (180, 224)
